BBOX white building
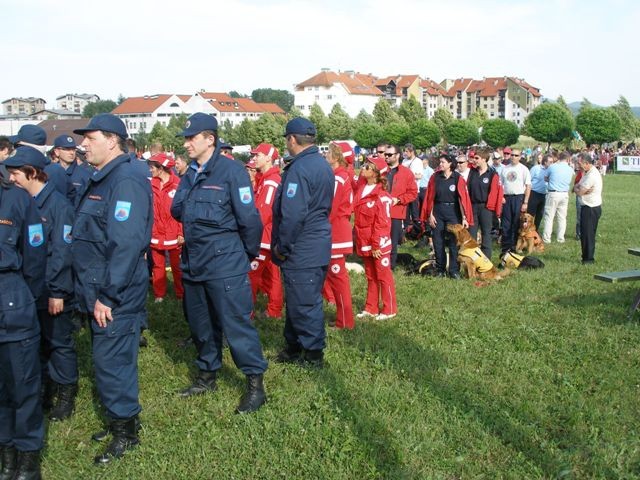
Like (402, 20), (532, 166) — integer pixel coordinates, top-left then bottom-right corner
(56, 93), (100, 113)
(111, 94), (191, 134)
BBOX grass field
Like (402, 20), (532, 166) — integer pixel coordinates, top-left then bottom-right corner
(43, 174), (640, 479)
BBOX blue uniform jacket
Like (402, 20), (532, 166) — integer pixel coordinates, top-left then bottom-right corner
(0, 182), (47, 341)
(64, 160), (92, 206)
(271, 145), (334, 269)
(34, 182), (75, 307)
(44, 162), (68, 197)
(72, 154), (152, 315)
(171, 148), (262, 281)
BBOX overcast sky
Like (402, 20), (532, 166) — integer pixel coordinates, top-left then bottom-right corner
(3, 0), (639, 108)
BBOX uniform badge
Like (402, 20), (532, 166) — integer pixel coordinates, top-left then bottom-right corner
(168, 189), (176, 199)
(331, 264), (341, 274)
(63, 224), (73, 244)
(67, 136), (73, 143)
(250, 260), (259, 271)
(286, 183), (298, 198)
(239, 186), (252, 204)
(449, 185), (456, 192)
(367, 201), (375, 208)
(28, 224), (44, 247)
(381, 257), (390, 267)
(114, 201), (132, 222)
(482, 178), (489, 184)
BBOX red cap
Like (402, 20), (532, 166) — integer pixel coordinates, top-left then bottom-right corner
(467, 150), (476, 159)
(503, 147), (512, 154)
(149, 152), (175, 169)
(246, 159), (257, 169)
(368, 156), (388, 175)
(250, 143), (279, 160)
(331, 141), (354, 165)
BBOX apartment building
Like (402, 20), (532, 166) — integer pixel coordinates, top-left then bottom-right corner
(2, 97), (46, 116)
(56, 93), (100, 113)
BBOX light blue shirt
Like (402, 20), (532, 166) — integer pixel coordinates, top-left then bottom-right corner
(546, 161), (574, 192)
(419, 165), (434, 189)
(529, 164), (547, 194)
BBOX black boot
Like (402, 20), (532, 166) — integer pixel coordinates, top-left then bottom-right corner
(275, 344), (303, 364)
(178, 370), (217, 397)
(49, 383), (78, 421)
(12, 450), (41, 480)
(139, 332), (148, 348)
(301, 349), (324, 369)
(92, 417), (141, 442)
(40, 377), (57, 411)
(236, 374), (266, 414)
(94, 417), (140, 465)
(0, 445), (17, 480)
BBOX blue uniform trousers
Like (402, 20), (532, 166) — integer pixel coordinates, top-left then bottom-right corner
(501, 194), (524, 254)
(0, 335), (43, 452)
(183, 276), (267, 375)
(469, 203), (495, 260)
(91, 314), (141, 420)
(39, 308), (78, 385)
(282, 266), (328, 352)
(432, 203), (461, 275)
(390, 219), (404, 270)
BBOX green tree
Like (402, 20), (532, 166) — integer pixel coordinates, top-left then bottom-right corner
(166, 114), (188, 153)
(353, 122), (384, 149)
(579, 97), (593, 114)
(229, 90), (247, 98)
(481, 119), (520, 148)
(117, 94), (126, 105)
(308, 104), (329, 144)
(382, 122), (410, 146)
(233, 119), (259, 147)
(523, 103), (574, 149)
(611, 95), (640, 141)
(373, 98), (401, 126)
(288, 106), (303, 119)
(251, 88), (295, 113)
(575, 107), (622, 146)
(432, 107), (454, 135)
(468, 108), (488, 128)
(148, 122), (173, 150)
(409, 119), (440, 150)
(252, 113), (286, 152)
(82, 100), (117, 118)
(326, 103), (354, 140)
(397, 95), (426, 124)
(556, 95), (573, 115)
(444, 119), (479, 146)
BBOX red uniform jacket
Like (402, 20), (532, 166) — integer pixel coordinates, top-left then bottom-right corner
(388, 164), (418, 220)
(329, 166), (354, 256)
(151, 173), (183, 249)
(254, 166), (281, 252)
(354, 183), (393, 257)
(420, 172), (474, 226)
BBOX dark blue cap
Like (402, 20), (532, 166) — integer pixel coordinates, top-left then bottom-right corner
(3, 145), (47, 170)
(8, 124), (47, 146)
(54, 135), (77, 148)
(284, 118), (316, 137)
(219, 142), (233, 150)
(178, 113), (218, 137)
(73, 113), (128, 139)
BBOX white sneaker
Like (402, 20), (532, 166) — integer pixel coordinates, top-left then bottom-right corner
(154, 297), (164, 304)
(356, 311), (376, 319)
(376, 313), (396, 321)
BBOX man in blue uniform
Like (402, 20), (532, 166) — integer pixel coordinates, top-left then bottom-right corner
(171, 113), (268, 413)
(0, 148), (47, 480)
(272, 118), (334, 368)
(72, 114), (152, 465)
(51, 134), (92, 206)
(5, 147), (78, 424)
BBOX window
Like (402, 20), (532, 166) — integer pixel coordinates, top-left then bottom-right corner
(327, 95), (333, 100)
(490, 112), (495, 117)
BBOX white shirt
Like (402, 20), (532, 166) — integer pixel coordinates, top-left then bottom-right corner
(500, 162), (531, 195)
(577, 167), (603, 207)
(402, 156), (423, 187)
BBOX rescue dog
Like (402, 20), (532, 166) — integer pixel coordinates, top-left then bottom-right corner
(397, 252), (446, 276)
(515, 212), (544, 254)
(446, 224), (509, 280)
(500, 252), (545, 270)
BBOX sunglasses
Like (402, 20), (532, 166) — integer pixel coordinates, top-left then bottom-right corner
(513, 154), (521, 157)
(376, 150), (385, 154)
(363, 164), (375, 170)
(384, 153), (396, 158)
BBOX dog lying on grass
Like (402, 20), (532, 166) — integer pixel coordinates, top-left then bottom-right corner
(516, 212), (544, 255)
(446, 224), (510, 280)
(500, 251), (545, 270)
(396, 252), (443, 276)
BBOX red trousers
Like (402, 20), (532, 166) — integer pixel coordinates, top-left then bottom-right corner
(248, 251), (283, 318)
(362, 254), (397, 315)
(151, 247), (184, 299)
(322, 256), (354, 329)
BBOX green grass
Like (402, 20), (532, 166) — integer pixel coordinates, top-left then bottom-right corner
(43, 174), (640, 479)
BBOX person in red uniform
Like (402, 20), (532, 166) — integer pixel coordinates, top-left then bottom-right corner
(148, 152), (184, 302)
(322, 142), (355, 329)
(248, 143), (283, 319)
(354, 157), (397, 321)
(420, 153), (473, 279)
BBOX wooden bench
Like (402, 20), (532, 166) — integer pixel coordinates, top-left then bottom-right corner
(594, 269), (640, 319)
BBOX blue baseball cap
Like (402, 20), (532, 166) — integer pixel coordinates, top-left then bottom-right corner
(8, 124), (47, 146)
(54, 135), (77, 148)
(3, 145), (47, 170)
(73, 113), (128, 139)
(284, 118), (316, 137)
(178, 113), (218, 137)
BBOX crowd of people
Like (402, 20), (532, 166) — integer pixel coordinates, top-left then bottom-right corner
(0, 113), (606, 478)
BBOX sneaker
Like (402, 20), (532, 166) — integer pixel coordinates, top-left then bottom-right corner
(154, 297), (164, 304)
(376, 313), (396, 321)
(356, 311), (376, 319)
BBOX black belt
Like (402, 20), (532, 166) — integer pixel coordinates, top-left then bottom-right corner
(504, 194), (524, 197)
(436, 202), (456, 205)
(548, 190), (568, 193)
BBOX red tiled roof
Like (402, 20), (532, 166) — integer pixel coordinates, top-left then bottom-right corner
(112, 94), (188, 114)
(296, 71), (382, 96)
(420, 79), (448, 96)
(199, 93), (285, 114)
(444, 78), (474, 96)
(509, 77), (542, 97)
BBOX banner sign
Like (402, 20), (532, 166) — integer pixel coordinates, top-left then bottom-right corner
(616, 156), (640, 172)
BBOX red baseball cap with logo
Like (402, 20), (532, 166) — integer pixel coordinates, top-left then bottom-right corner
(250, 143), (279, 160)
(331, 141), (355, 165)
(503, 147), (512, 154)
(367, 156), (388, 174)
(149, 152), (175, 169)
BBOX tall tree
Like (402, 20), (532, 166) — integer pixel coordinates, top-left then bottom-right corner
(251, 88), (295, 113)
(432, 107), (454, 135)
(468, 108), (489, 128)
(308, 104), (329, 144)
(326, 103), (354, 141)
(229, 90), (248, 98)
(382, 122), (410, 146)
(523, 103), (574, 149)
(353, 122), (384, 149)
(288, 106), (303, 119)
(397, 95), (426, 124)
(481, 119), (520, 148)
(444, 120), (479, 146)
(82, 100), (117, 118)
(579, 97), (593, 113)
(373, 98), (401, 126)
(409, 119), (441, 150)
(575, 107), (622, 146)
(252, 113), (286, 152)
(556, 95), (572, 114)
(611, 95), (640, 141)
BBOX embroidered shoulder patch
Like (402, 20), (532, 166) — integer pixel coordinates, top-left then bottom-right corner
(286, 183), (298, 198)
(63, 225), (73, 244)
(239, 186), (252, 204)
(28, 224), (44, 247)
(114, 201), (132, 222)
